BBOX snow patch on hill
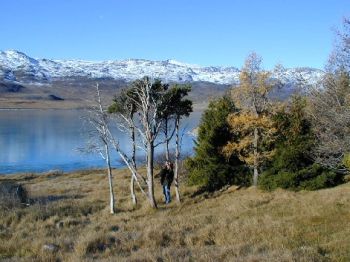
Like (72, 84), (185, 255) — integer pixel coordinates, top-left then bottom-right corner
(0, 50), (323, 86)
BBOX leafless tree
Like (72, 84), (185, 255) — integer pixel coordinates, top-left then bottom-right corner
(87, 78), (191, 209)
(84, 84), (151, 213)
(84, 83), (116, 214)
(108, 89), (140, 206)
(308, 71), (350, 170)
(327, 18), (350, 74)
(308, 18), (350, 170)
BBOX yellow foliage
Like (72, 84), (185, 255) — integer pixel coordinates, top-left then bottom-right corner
(230, 55), (274, 115)
(222, 112), (276, 167)
(227, 112), (276, 133)
(225, 53), (277, 173)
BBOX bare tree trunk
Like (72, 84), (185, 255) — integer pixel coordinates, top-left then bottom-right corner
(174, 117), (181, 202)
(104, 149), (115, 214)
(130, 126), (137, 206)
(164, 118), (170, 161)
(95, 83), (116, 214)
(130, 176), (137, 206)
(253, 127), (259, 186)
(147, 141), (157, 208)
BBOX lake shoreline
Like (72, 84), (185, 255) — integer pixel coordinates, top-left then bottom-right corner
(0, 167), (111, 176)
(0, 167), (113, 177)
(0, 101), (208, 111)
(0, 107), (203, 175)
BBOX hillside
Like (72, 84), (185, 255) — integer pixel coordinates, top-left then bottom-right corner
(0, 169), (349, 261)
(0, 50), (324, 109)
(0, 50), (323, 85)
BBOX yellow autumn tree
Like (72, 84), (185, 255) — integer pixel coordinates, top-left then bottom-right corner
(222, 112), (276, 185)
(224, 53), (276, 186)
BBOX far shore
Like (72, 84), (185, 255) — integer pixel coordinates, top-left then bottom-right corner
(0, 167), (127, 177)
(0, 168), (118, 177)
(0, 101), (208, 111)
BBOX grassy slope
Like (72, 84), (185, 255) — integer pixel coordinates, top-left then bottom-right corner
(0, 169), (349, 262)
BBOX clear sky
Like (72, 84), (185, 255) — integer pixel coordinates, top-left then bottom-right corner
(0, 0), (349, 69)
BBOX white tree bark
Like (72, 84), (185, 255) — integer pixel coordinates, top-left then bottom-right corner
(87, 83), (116, 214)
(174, 117), (181, 202)
(164, 118), (170, 161)
(147, 140), (157, 208)
(105, 143), (115, 214)
(130, 125), (137, 206)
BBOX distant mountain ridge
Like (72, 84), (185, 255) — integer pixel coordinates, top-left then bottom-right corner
(0, 50), (324, 87)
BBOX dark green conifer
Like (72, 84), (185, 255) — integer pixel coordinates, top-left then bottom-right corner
(186, 97), (249, 191)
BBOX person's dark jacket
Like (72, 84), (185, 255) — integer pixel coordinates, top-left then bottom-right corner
(160, 167), (174, 186)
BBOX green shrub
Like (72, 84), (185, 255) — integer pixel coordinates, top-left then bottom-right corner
(259, 164), (344, 191)
(186, 159), (250, 191)
(259, 96), (345, 191)
(0, 182), (28, 209)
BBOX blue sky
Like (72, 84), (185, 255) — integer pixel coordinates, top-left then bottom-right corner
(0, 0), (349, 69)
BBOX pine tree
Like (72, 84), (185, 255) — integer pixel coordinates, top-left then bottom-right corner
(186, 97), (249, 191)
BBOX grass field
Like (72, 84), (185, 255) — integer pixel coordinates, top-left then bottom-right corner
(0, 168), (349, 261)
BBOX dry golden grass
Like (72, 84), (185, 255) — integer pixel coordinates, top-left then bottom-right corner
(0, 168), (349, 261)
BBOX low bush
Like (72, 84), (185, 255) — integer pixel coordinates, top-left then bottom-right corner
(186, 160), (250, 192)
(0, 182), (28, 209)
(259, 164), (345, 191)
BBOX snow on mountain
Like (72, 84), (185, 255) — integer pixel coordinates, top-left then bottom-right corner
(0, 50), (50, 82)
(0, 50), (323, 86)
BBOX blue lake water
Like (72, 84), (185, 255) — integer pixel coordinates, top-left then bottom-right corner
(0, 110), (202, 174)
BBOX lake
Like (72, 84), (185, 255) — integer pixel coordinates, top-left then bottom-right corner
(0, 110), (202, 174)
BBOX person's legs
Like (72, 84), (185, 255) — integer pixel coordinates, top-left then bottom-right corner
(165, 185), (171, 204)
(163, 185), (167, 203)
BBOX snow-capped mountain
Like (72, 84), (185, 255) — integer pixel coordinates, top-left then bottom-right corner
(0, 50), (323, 86)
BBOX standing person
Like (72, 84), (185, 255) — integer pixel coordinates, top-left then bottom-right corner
(160, 161), (174, 204)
